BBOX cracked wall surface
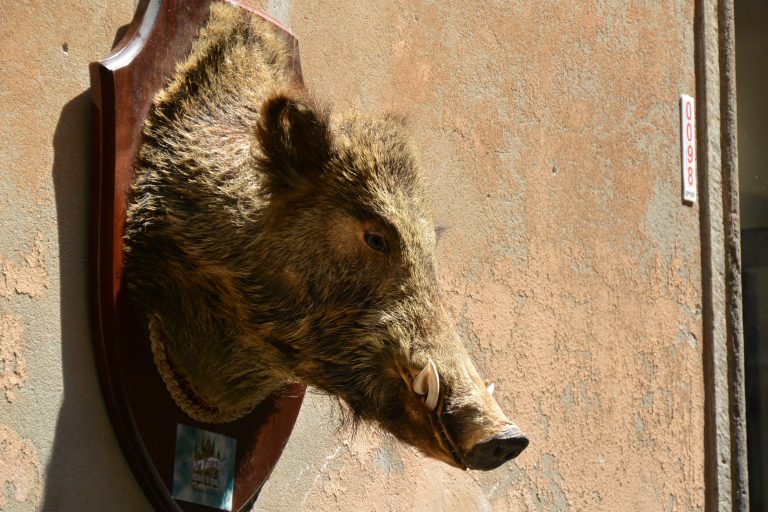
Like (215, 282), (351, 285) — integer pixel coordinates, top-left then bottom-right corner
(0, 1), (703, 510)
(0, 424), (41, 510)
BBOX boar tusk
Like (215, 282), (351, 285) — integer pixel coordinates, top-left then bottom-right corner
(425, 362), (440, 410)
(413, 362), (429, 395)
(413, 359), (440, 410)
(486, 383), (495, 395)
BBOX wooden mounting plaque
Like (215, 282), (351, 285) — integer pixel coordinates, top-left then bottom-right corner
(89, 1), (306, 510)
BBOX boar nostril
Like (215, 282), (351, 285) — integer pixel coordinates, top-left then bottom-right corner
(465, 426), (529, 471)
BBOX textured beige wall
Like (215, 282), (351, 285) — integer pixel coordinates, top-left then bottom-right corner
(0, 1), (703, 511)
(0, 1), (149, 511)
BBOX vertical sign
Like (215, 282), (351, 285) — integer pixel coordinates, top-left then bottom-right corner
(680, 95), (697, 203)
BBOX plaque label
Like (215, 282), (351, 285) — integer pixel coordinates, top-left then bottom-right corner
(172, 424), (237, 511)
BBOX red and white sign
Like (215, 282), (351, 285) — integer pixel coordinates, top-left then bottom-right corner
(680, 95), (697, 203)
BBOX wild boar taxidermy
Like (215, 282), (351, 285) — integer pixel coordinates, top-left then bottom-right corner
(125, 3), (528, 470)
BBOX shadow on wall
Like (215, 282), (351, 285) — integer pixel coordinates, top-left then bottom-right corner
(42, 91), (147, 511)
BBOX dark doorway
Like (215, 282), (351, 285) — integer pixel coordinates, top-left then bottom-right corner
(736, 1), (768, 510)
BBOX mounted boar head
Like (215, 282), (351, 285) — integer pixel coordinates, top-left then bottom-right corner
(124, 3), (527, 471)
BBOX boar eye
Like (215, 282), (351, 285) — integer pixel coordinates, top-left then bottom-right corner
(364, 232), (388, 253)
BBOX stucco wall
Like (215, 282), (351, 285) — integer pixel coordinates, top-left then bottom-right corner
(0, 1), (703, 511)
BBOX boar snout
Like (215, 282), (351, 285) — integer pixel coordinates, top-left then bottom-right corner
(416, 348), (528, 470)
(464, 426), (529, 470)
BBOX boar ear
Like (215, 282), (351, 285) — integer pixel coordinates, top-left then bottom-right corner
(255, 92), (332, 192)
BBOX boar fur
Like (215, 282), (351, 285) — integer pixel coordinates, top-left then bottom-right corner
(125, 2), (527, 469)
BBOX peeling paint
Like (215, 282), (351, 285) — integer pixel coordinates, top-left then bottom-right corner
(0, 314), (27, 402)
(0, 234), (49, 299)
(373, 441), (404, 474)
(0, 424), (41, 509)
(539, 453), (569, 512)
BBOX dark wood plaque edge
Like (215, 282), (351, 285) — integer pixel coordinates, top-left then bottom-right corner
(89, 2), (306, 510)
